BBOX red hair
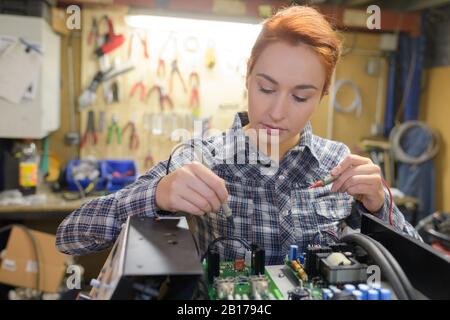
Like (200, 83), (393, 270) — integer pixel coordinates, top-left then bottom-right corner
(247, 6), (341, 96)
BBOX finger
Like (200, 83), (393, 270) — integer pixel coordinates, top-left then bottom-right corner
(339, 174), (381, 194)
(331, 154), (372, 176)
(176, 194), (206, 216)
(184, 183), (216, 213)
(189, 162), (229, 202)
(186, 176), (222, 212)
(345, 184), (373, 198)
(331, 165), (381, 192)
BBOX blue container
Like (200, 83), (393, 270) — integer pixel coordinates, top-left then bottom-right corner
(66, 159), (105, 191)
(103, 160), (138, 192)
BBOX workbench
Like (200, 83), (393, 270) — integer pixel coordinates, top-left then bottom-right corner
(0, 192), (96, 220)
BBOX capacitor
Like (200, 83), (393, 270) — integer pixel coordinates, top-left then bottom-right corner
(289, 245), (298, 261)
(329, 286), (341, 294)
(368, 289), (379, 300)
(207, 250), (220, 284)
(344, 284), (356, 292)
(322, 288), (333, 300)
(379, 288), (392, 300)
(252, 247), (265, 275)
(357, 284), (369, 300)
(352, 290), (363, 300)
(299, 253), (305, 265)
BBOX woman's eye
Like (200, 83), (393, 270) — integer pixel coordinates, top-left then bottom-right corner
(259, 87), (275, 94)
(293, 95), (307, 103)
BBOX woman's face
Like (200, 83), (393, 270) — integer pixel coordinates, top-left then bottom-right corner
(246, 41), (326, 149)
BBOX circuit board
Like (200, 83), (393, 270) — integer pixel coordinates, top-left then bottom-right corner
(204, 243), (395, 300)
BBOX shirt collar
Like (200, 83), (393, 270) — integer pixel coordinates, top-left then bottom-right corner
(229, 111), (319, 161)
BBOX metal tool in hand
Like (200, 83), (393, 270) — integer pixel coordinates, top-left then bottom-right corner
(193, 147), (234, 228)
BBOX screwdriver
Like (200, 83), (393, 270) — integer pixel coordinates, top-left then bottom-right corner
(309, 174), (339, 189)
(193, 148), (235, 228)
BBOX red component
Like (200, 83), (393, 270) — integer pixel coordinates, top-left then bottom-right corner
(234, 259), (245, 271)
(309, 181), (323, 189)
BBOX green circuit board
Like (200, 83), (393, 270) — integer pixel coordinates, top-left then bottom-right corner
(203, 261), (284, 300)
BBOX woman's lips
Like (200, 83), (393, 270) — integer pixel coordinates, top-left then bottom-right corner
(261, 123), (286, 135)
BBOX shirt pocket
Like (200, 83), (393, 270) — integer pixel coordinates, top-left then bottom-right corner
(290, 185), (352, 245)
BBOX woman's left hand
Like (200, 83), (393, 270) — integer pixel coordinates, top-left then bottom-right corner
(330, 154), (385, 213)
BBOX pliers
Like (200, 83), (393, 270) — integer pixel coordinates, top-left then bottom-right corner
(169, 59), (187, 94)
(107, 114), (122, 145)
(122, 120), (139, 150)
(188, 71), (200, 109)
(80, 111), (98, 148)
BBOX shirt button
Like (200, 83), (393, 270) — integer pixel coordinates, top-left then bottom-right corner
(278, 175), (285, 180)
(281, 209), (289, 217)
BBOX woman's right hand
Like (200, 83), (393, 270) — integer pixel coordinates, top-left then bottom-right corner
(155, 161), (229, 216)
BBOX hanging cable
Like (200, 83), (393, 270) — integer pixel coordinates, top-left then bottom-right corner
(331, 79), (363, 117)
(389, 121), (440, 165)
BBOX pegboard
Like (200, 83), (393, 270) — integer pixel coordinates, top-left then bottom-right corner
(79, 6), (259, 174)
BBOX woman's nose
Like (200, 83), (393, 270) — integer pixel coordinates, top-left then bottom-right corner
(269, 94), (288, 122)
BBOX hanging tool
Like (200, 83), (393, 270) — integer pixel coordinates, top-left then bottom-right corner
(169, 59), (187, 94)
(78, 63), (134, 109)
(98, 111), (106, 133)
(122, 116), (140, 150)
(87, 17), (99, 47)
(188, 71), (200, 109)
(65, 33), (80, 146)
(128, 29), (149, 60)
(204, 40), (216, 69)
(147, 86), (174, 111)
(144, 147), (155, 169)
(94, 15), (125, 58)
(80, 111), (98, 148)
(129, 80), (146, 102)
(107, 114), (122, 145)
(147, 59), (173, 111)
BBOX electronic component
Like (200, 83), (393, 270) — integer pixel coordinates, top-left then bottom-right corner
(318, 251), (367, 284)
(251, 244), (265, 275)
(234, 259), (245, 271)
(214, 277), (235, 299)
(288, 287), (310, 300)
(289, 244), (298, 261)
(250, 275), (269, 299)
(304, 245), (332, 277)
(207, 250), (220, 284)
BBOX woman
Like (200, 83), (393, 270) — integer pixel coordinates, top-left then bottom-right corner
(56, 6), (420, 264)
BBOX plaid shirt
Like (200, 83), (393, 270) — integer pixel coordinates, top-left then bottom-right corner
(56, 112), (420, 264)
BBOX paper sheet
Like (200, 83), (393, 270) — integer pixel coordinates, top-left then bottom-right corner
(0, 38), (42, 104)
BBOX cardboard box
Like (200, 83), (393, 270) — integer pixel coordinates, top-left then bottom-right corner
(0, 226), (71, 293)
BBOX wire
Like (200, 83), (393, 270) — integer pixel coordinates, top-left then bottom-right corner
(389, 121), (441, 165)
(201, 236), (251, 262)
(341, 233), (410, 300)
(165, 138), (207, 175)
(331, 79), (363, 117)
(362, 234), (417, 300)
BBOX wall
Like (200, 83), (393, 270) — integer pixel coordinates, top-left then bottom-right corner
(421, 66), (450, 212)
(311, 32), (387, 151)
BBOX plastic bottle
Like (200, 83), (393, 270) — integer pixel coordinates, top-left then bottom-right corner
(18, 140), (39, 195)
